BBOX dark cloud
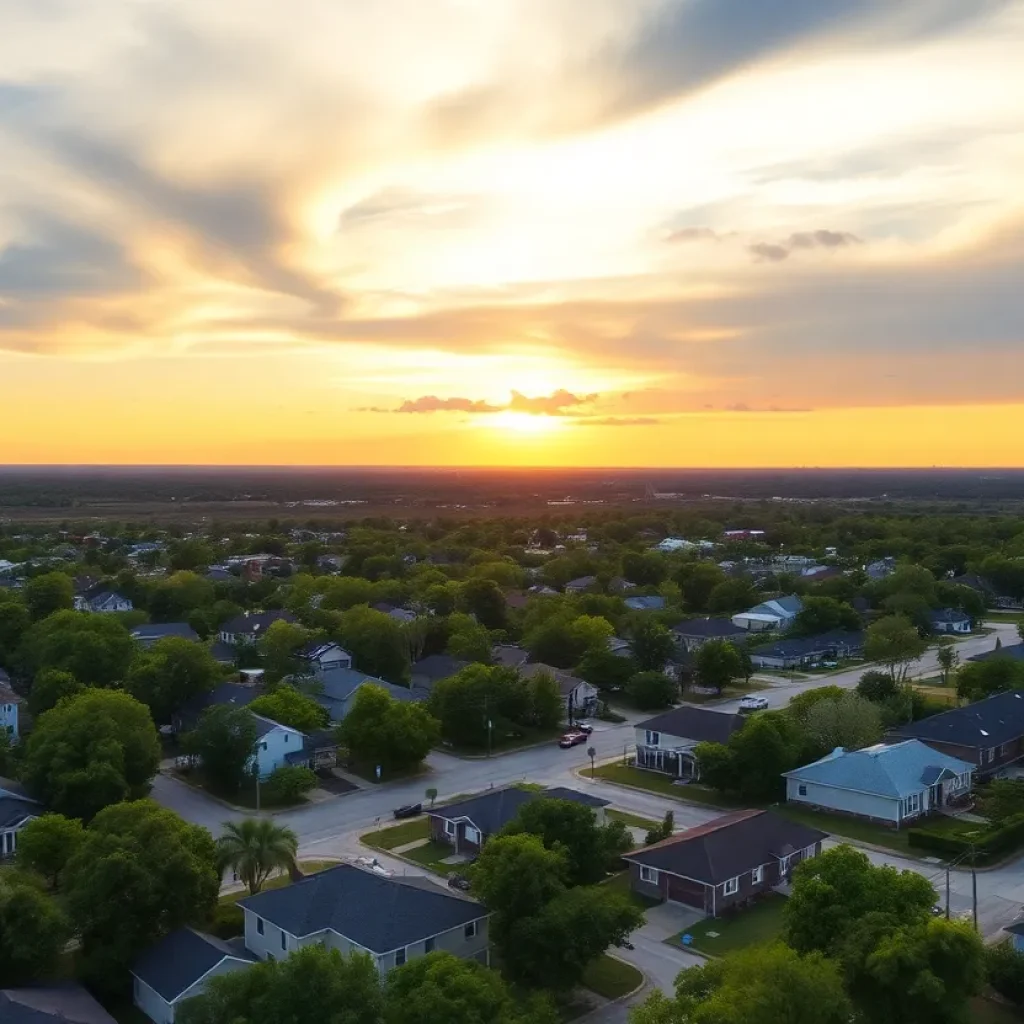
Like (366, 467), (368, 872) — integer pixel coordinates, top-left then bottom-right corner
(748, 243), (791, 263)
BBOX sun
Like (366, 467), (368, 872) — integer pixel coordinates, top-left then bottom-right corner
(486, 411), (561, 435)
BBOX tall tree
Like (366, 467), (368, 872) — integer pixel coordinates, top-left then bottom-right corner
(339, 605), (411, 683)
(0, 871), (68, 987)
(185, 705), (259, 796)
(0, 595), (30, 666)
(126, 636), (223, 724)
(803, 693), (883, 755)
(955, 657), (1024, 703)
(258, 619), (312, 680)
(338, 684), (440, 775)
(23, 688), (161, 820)
(791, 597), (861, 637)
(693, 640), (744, 694)
(676, 562), (727, 612)
(19, 610), (135, 688)
(63, 800), (219, 991)
(16, 813), (84, 889)
(626, 671), (679, 711)
(250, 683), (329, 732)
(216, 819), (298, 895)
(27, 667), (83, 716)
(863, 615), (927, 682)
(23, 572), (74, 621)
(525, 670), (565, 729)
(458, 578), (507, 629)
(631, 620), (676, 672)
(936, 642), (960, 686)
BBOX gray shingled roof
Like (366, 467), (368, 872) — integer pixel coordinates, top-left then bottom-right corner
(130, 622), (199, 643)
(672, 618), (746, 639)
(431, 786), (608, 834)
(637, 706), (745, 745)
(0, 986), (117, 1024)
(893, 690), (1024, 749)
(238, 864), (485, 952)
(132, 928), (256, 1002)
(0, 795), (40, 830)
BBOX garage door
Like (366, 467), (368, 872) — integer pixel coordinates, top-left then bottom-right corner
(666, 875), (706, 910)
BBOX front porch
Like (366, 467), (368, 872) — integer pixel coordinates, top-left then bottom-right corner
(635, 744), (700, 779)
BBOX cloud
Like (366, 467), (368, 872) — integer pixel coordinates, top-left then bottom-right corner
(507, 389), (597, 415)
(749, 230), (861, 262)
(367, 389), (598, 416)
(666, 227), (719, 244)
(748, 243), (791, 263)
(395, 395), (502, 414)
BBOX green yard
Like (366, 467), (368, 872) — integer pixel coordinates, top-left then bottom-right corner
(603, 869), (661, 911)
(401, 840), (456, 873)
(360, 816), (429, 850)
(678, 894), (787, 956)
(580, 954), (644, 999)
(775, 805), (912, 852)
(606, 808), (661, 830)
(592, 765), (739, 808)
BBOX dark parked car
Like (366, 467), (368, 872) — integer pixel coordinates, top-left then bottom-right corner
(559, 730), (589, 749)
(393, 803), (422, 819)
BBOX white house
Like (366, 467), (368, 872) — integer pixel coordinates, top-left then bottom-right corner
(783, 740), (974, 827)
(930, 609), (972, 635)
(74, 584), (134, 613)
(218, 610), (297, 646)
(732, 595), (803, 632)
(634, 706), (746, 780)
(0, 780), (42, 858)
(519, 663), (599, 718)
(0, 670), (21, 740)
(251, 716), (306, 779)
(297, 641), (352, 677)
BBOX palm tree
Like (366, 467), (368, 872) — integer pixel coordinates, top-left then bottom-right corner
(217, 819), (299, 895)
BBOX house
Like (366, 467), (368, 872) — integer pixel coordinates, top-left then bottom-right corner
(750, 630), (864, 670)
(634, 707), (746, 779)
(297, 641), (352, 677)
(411, 655), (470, 696)
(623, 809), (826, 916)
(671, 617), (748, 652)
(890, 690), (1024, 777)
(73, 582), (134, 613)
(0, 671), (22, 740)
(130, 622), (200, 647)
(205, 566), (235, 583)
(969, 642), (1024, 663)
(722, 529), (766, 541)
(316, 668), (421, 722)
(732, 595), (803, 632)
(252, 715), (306, 778)
(492, 644), (530, 668)
(0, 985), (118, 1024)
(0, 779), (42, 858)
(518, 663), (598, 718)
(930, 608), (972, 635)
(625, 595), (666, 612)
(132, 928), (257, 1024)
(564, 576), (598, 594)
(238, 864), (489, 972)
(783, 740), (974, 827)
(609, 577), (637, 593)
(1005, 920), (1024, 953)
(218, 610), (297, 646)
(865, 557), (897, 580)
(373, 602), (417, 623)
(173, 682), (260, 734)
(800, 565), (844, 583)
(954, 573), (1024, 611)
(429, 785), (610, 855)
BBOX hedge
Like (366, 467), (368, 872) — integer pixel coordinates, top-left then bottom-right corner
(908, 812), (1024, 863)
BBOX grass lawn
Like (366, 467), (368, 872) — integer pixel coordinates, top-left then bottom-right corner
(580, 954), (644, 999)
(402, 840), (456, 873)
(606, 808), (661, 830)
(360, 816), (429, 850)
(441, 726), (566, 757)
(775, 805), (911, 852)
(981, 611), (1024, 624)
(603, 869), (662, 911)
(680, 894), (787, 956)
(592, 764), (741, 808)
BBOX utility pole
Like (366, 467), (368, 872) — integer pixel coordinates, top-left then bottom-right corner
(972, 846), (978, 932)
(484, 696), (492, 758)
(945, 864), (950, 920)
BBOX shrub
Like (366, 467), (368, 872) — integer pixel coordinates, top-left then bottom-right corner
(985, 942), (1024, 1007)
(262, 765), (317, 805)
(207, 903), (244, 939)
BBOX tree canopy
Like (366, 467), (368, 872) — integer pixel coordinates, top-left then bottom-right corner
(185, 704), (259, 796)
(126, 636), (224, 724)
(338, 684), (439, 775)
(250, 683), (329, 732)
(20, 610), (135, 688)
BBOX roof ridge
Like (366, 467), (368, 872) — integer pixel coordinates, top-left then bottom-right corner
(630, 809), (762, 854)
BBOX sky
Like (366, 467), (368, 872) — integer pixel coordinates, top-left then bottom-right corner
(1, 0), (1023, 467)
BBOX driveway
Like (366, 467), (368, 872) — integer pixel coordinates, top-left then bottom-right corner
(620, 903), (705, 992)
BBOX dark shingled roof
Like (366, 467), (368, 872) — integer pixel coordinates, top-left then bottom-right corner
(175, 682), (258, 730)
(672, 617), (747, 640)
(133, 928), (256, 1002)
(892, 690), (1024, 750)
(637, 706), (746, 745)
(623, 809), (827, 885)
(431, 786), (608, 835)
(0, 794), (40, 830)
(969, 643), (1024, 664)
(219, 610), (296, 636)
(0, 986), (117, 1024)
(238, 864), (485, 952)
(130, 622), (199, 644)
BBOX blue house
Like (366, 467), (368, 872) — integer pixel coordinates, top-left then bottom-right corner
(783, 740), (974, 827)
(0, 669), (21, 740)
(625, 595), (666, 612)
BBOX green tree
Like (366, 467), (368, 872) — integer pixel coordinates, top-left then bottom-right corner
(802, 693), (883, 756)
(19, 610), (135, 688)
(384, 951), (555, 1024)
(63, 800), (219, 991)
(0, 595), (30, 665)
(863, 615), (927, 682)
(339, 605), (411, 683)
(706, 579), (759, 614)
(458, 578), (507, 629)
(27, 667), (83, 716)
(631, 620), (676, 672)
(216, 818), (298, 895)
(150, 571), (215, 621)
(693, 640), (744, 694)
(447, 620), (493, 663)
(178, 944), (383, 1024)
(0, 871), (69, 987)
(791, 596), (861, 637)
(23, 689), (161, 820)
(576, 647), (636, 691)
(262, 764), (318, 804)
(784, 845), (935, 958)
(631, 942), (851, 1024)
(856, 669), (900, 704)
(127, 636), (223, 724)
(339, 684), (440, 775)
(16, 813), (84, 889)
(250, 683), (329, 732)
(430, 665), (529, 748)
(23, 572), (74, 621)
(984, 942), (1024, 1009)
(526, 670), (564, 729)
(622, 552), (668, 587)
(626, 670), (678, 711)
(936, 642), (960, 686)
(185, 705), (259, 796)
(726, 713), (801, 801)
(956, 657), (1024, 703)
(169, 539), (215, 571)
(568, 615), (616, 659)
(259, 619), (312, 680)
(503, 797), (632, 886)
(676, 562), (727, 612)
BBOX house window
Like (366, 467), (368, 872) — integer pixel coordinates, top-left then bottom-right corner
(751, 866), (764, 884)
(639, 866), (659, 884)
(395, 948), (407, 967)
(444, 819), (455, 836)
(256, 917), (264, 935)
(284, 734), (289, 743)
(904, 793), (921, 816)
(723, 877), (740, 896)
(281, 931), (287, 950)
(645, 731), (660, 747)
(424, 937), (435, 953)
(260, 742), (267, 751)
(464, 922), (478, 940)
(798, 784), (807, 797)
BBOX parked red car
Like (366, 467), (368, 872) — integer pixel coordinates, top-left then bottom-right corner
(558, 730), (589, 749)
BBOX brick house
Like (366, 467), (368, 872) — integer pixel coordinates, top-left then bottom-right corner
(622, 809), (826, 916)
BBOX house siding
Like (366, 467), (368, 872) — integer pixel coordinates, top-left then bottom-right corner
(785, 778), (903, 824)
(375, 917), (490, 974)
(428, 815), (483, 853)
(633, 727), (700, 778)
(134, 977), (174, 1024)
(253, 724), (305, 778)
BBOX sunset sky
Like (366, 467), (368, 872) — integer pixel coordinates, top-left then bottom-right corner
(2, 0), (1023, 466)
